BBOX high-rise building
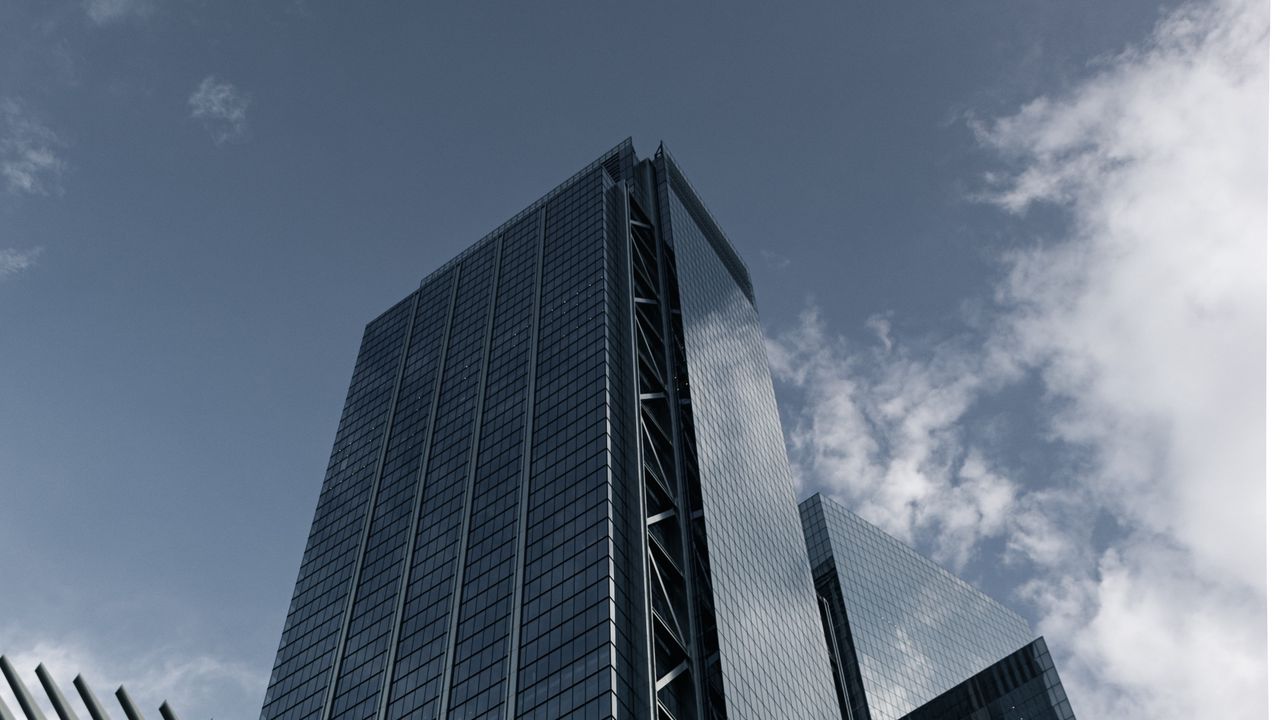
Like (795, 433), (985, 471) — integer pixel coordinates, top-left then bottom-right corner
(798, 494), (1074, 720)
(261, 140), (842, 720)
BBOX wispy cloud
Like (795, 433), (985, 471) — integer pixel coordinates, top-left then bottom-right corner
(771, 0), (1265, 716)
(83, 0), (152, 25)
(760, 248), (792, 269)
(188, 76), (251, 145)
(0, 247), (43, 279)
(0, 629), (264, 719)
(0, 100), (66, 196)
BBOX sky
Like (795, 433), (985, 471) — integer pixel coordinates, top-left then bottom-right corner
(0, 0), (1266, 718)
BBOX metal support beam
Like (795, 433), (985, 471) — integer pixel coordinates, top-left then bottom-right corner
(376, 267), (461, 720)
(321, 293), (421, 720)
(112, 688), (142, 720)
(0, 656), (47, 720)
(34, 666), (78, 720)
(626, 188), (711, 720)
(437, 232), (506, 716)
(71, 677), (110, 720)
(503, 207), (548, 720)
(655, 661), (690, 691)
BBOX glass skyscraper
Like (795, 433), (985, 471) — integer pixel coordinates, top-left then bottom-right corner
(799, 494), (1073, 720)
(260, 139), (842, 720)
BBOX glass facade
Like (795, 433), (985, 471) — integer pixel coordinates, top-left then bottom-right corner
(799, 495), (1035, 720)
(262, 140), (841, 720)
(654, 152), (842, 719)
(899, 638), (1076, 720)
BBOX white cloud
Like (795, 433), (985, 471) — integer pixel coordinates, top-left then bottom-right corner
(771, 0), (1265, 716)
(769, 309), (1022, 569)
(0, 630), (263, 719)
(188, 76), (251, 145)
(0, 100), (66, 196)
(83, 0), (152, 24)
(0, 247), (42, 279)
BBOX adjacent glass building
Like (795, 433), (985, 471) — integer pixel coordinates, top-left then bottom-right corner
(261, 140), (842, 720)
(900, 638), (1076, 720)
(799, 494), (1070, 720)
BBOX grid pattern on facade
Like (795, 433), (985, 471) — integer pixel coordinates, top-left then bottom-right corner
(329, 272), (455, 720)
(799, 495), (1034, 720)
(263, 145), (635, 720)
(815, 567), (873, 720)
(443, 210), (542, 720)
(656, 148), (754, 306)
(262, 297), (415, 720)
(656, 155), (842, 720)
(264, 139), (847, 720)
(385, 238), (501, 718)
(512, 169), (617, 719)
(899, 638), (1075, 720)
(419, 141), (637, 293)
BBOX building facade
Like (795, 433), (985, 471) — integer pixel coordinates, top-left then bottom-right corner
(261, 140), (842, 720)
(899, 638), (1076, 720)
(798, 494), (1039, 720)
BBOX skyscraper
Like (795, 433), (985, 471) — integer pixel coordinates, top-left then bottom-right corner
(261, 140), (842, 720)
(799, 494), (1074, 720)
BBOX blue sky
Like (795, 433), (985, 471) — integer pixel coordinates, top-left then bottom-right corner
(0, 1), (1265, 718)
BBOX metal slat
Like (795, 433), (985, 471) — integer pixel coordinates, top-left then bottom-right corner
(71, 677), (110, 720)
(34, 666), (78, 720)
(112, 689), (142, 720)
(0, 657), (47, 720)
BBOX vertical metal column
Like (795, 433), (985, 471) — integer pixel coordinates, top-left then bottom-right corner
(376, 266), (462, 720)
(619, 184), (655, 720)
(436, 234), (506, 717)
(320, 292), (422, 720)
(503, 206), (547, 720)
(626, 189), (705, 720)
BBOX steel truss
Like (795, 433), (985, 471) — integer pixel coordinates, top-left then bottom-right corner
(627, 192), (727, 720)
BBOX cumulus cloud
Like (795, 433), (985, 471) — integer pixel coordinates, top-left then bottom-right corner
(83, 0), (152, 24)
(0, 100), (66, 196)
(188, 76), (251, 145)
(771, 0), (1265, 717)
(0, 247), (42, 279)
(769, 310), (1022, 569)
(0, 630), (263, 719)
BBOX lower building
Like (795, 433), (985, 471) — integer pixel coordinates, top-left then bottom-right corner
(899, 638), (1075, 720)
(798, 494), (1075, 720)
